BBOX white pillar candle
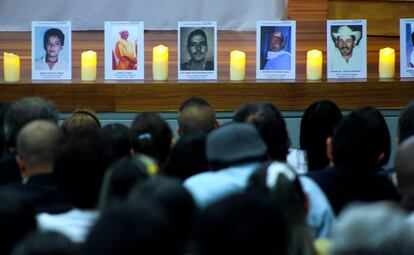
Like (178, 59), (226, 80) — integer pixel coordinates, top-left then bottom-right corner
(3, 52), (20, 82)
(152, 45), (168, 81)
(306, 49), (322, 80)
(81, 50), (97, 81)
(379, 47), (395, 79)
(230, 50), (246, 81)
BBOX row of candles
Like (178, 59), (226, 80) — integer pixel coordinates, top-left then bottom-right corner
(3, 46), (396, 82)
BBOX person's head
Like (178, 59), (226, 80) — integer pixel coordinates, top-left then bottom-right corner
(178, 97), (217, 136)
(206, 123), (268, 170)
(248, 161), (315, 255)
(0, 102), (10, 157)
(187, 29), (208, 63)
(130, 112), (173, 168)
(332, 26), (361, 58)
(163, 131), (208, 181)
(43, 28), (65, 59)
(300, 100), (342, 171)
(196, 193), (288, 255)
(356, 105), (391, 167)
(398, 100), (414, 143)
(0, 189), (37, 255)
(395, 136), (414, 195)
(234, 102), (290, 161)
(103, 123), (131, 160)
(269, 31), (285, 52)
(329, 110), (386, 170)
(16, 120), (63, 177)
(54, 126), (113, 209)
(11, 231), (76, 255)
(331, 202), (411, 255)
(62, 108), (101, 134)
(98, 154), (155, 210)
(85, 203), (180, 255)
(129, 176), (197, 253)
(4, 97), (58, 151)
(119, 30), (129, 40)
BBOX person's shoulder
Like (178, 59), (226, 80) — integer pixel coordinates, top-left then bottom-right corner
(180, 60), (191, 70)
(205, 60), (214, 70)
(34, 56), (45, 64)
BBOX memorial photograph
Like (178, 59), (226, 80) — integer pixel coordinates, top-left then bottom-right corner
(400, 19), (414, 78)
(31, 21), (71, 80)
(327, 20), (367, 79)
(178, 21), (217, 80)
(256, 20), (296, 80)
(104, 21), (144, 80)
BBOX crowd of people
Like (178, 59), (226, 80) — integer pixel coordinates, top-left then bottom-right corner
(0, 96), (413, 254)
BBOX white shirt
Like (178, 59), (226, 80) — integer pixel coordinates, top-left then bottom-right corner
(34, 56), (69, 71)
(330, 45), (364, 71)
(37, 209), (99, 243)
(267, 50), (291, 60)
(287, 148), (308, 174)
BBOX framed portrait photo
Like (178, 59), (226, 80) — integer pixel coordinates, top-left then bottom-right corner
(400, 19), (414, 78)
(327, 20), (367, 79)
(104, 21), (144, 80)
(256, 20), (296, 80)
(31, 21), (71, 80)
(178, 21), (217, 80)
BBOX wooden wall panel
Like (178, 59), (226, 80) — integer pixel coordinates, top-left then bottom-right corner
(0, 0), (413, 113)
(328, 0), (414, 36)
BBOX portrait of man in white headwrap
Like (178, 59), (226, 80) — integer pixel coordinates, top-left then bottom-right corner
(329, 25), (363, 70)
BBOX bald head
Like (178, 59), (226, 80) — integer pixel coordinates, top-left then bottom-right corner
(396, 136), (414, 194)
(17, 120), (63, 168)
(178, 97), (217, 136)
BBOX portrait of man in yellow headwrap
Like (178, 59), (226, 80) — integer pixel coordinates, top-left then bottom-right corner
(114, 29), (137, 70)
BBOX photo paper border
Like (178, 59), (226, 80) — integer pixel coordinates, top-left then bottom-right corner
(104, 21), (145, 80)
(327, 19), (367, 79)
(178, 21), (217, 80)
(31, 21), (72, 80)
(256, 20), (296, 80)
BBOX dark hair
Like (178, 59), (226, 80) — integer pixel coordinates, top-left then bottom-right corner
(85, 203), (180, 255)
(248, 162), (316, 255)
(197, 193), (288, 255)
(398, 101), (414, 143)
(234, 102), (290, 161)
(130, 113), (172, 168)
(43, 28), (65, 49)
(300, 100), (342, 171)
(11, 231), (76, 255)
(333, 110), (385, 170)
(0, 189), (37, 255)
(54, 126), (113, 209)
(4, 97), (58, 150)
(0, 102), (10, 157)
(99, 155), (151, 210)
(178, 97), (216, 136)
(103, 123), (131, 160)
(163, 131), (208, 180)
(129, 176), (197, 254)
(357, 105), (391, 167)
(187, 29), (207, 48)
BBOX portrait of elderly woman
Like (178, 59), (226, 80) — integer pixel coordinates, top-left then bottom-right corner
(329, 25), (363, 70)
